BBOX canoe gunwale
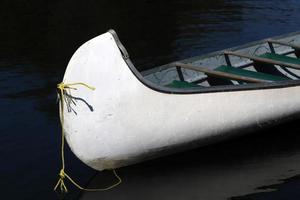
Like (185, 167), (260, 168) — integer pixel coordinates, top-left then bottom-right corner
(109, 29), (300, 95)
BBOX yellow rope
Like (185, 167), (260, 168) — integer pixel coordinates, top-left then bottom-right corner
(54, 82), (122, 193)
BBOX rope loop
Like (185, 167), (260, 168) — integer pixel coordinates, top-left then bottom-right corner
(54, 169), (68, 193)
(54, 81), (121, 193)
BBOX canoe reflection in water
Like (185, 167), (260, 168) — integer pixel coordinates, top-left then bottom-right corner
(80, 121), (300, 199)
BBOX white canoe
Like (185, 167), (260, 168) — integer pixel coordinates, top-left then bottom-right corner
(61, 30), (300, 171)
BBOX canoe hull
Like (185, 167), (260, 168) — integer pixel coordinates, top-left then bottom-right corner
(62, 31), (300, 171)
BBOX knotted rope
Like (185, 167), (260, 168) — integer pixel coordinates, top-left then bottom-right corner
(54, 82), (122, 193)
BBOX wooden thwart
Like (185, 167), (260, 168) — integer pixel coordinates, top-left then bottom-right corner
(172, 62), (267, 83)
(267, 39), (300, 50)
(224, 51), (300, 70)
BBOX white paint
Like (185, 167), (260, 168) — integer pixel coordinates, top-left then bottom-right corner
(61, 32), (300, 171)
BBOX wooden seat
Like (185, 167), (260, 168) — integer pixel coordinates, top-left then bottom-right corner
(215, 65), (289, 82)
(267, 39), (300, 58)
(267, 39), (300, 50)
(259, 53), (300, 65)
(224, 51), (300, 70)
(173, 62), (268, 84)
(165, 64), (288, 89)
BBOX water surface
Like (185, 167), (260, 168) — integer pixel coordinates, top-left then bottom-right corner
(1, 0), (300, 199)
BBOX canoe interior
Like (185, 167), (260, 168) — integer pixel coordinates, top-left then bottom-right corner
(141, 31), (300, 90)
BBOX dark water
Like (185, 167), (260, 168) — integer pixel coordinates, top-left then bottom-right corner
(1, 0), (300, 199)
